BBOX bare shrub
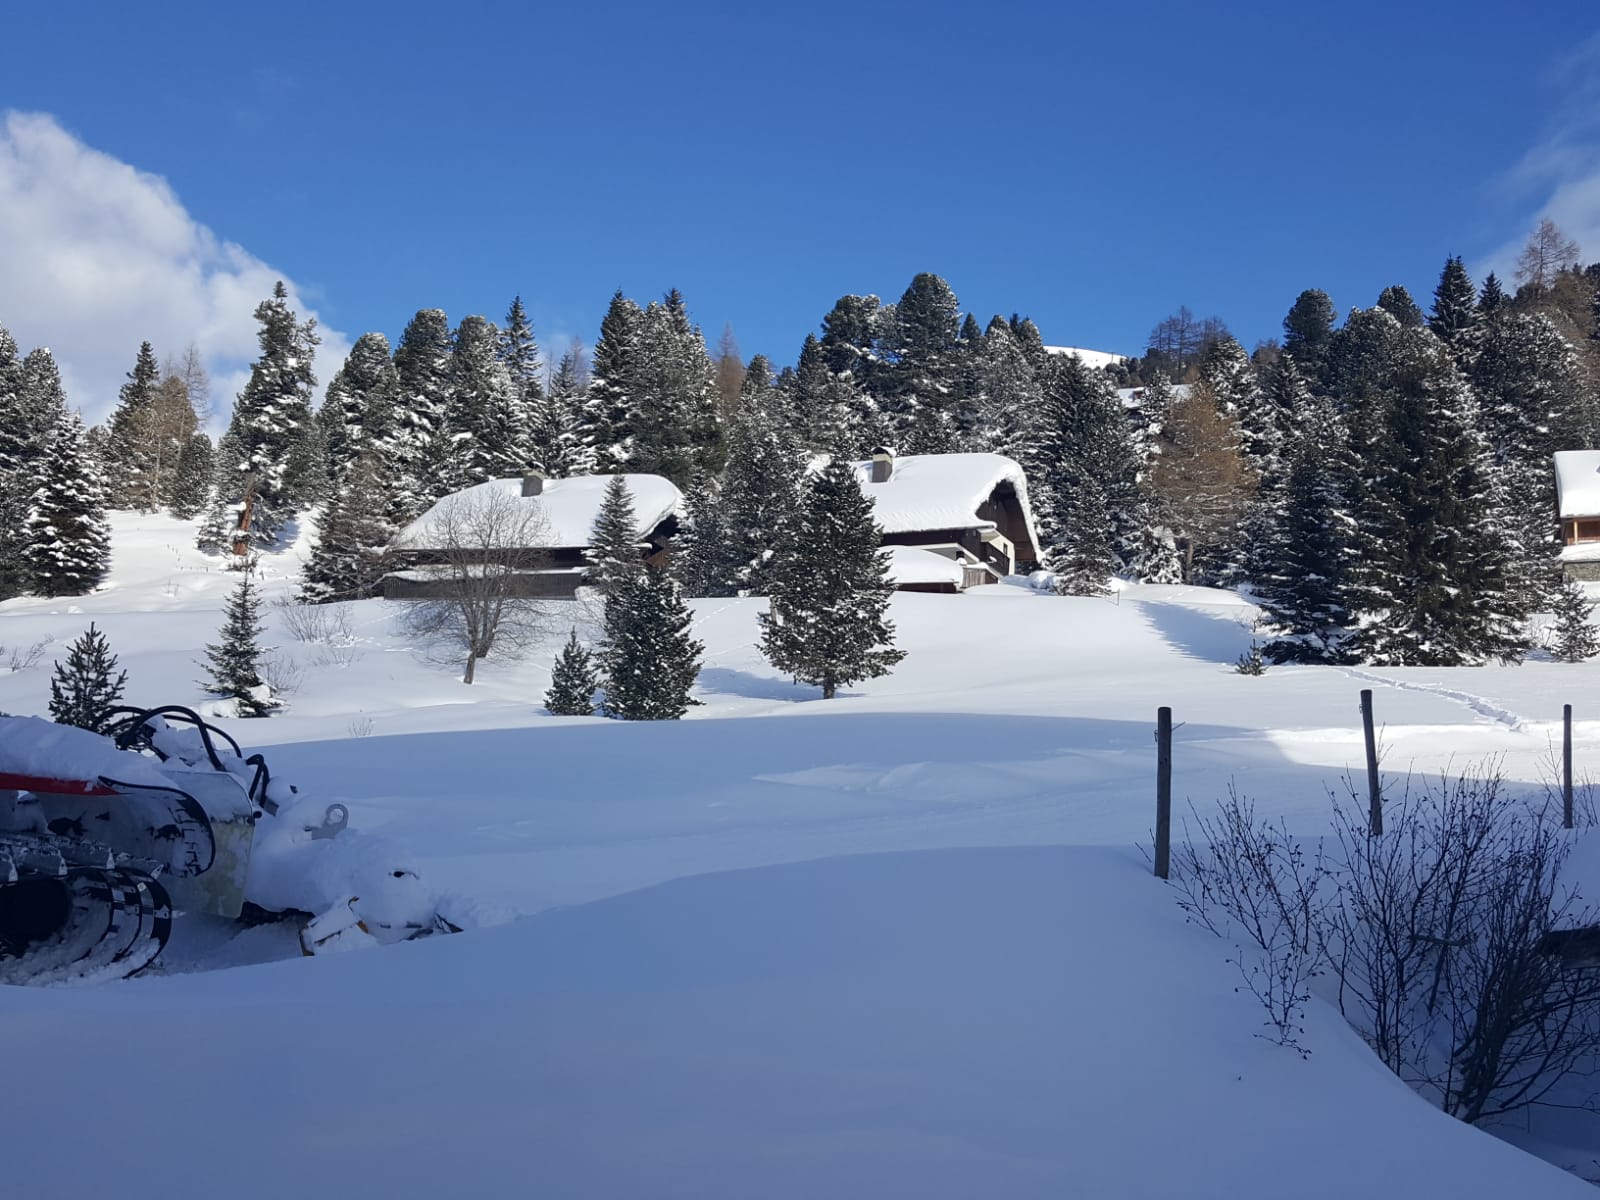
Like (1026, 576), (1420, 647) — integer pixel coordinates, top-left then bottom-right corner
(1, 638), (52, 672)
(275, 596), (355, 645)
(398, 489), (556, 684)
(347, 716), (374, 738)
(1172, 788), (1324, 1054)
(258, 653), (305, 698)
(1175, 766), (1600, 1124)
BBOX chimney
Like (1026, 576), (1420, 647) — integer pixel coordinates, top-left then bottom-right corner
(521, 468), (545, 497)
(870, 448), (894, 484)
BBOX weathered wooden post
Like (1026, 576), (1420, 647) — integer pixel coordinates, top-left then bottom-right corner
(1564, 703), (1574, 831)
(1361, 689), (1382, 836)
(1155, 706), (1173, 879)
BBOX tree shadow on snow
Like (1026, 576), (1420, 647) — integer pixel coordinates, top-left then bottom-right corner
(695, 666), (823, 703)
(1130, 599), (1254, 665)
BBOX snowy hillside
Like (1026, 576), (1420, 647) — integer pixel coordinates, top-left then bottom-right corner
(1043, 344), (1127, 371)
(4, 511), (1600, 1195)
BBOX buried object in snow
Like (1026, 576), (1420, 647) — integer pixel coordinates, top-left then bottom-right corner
(0, 706), (457, 984)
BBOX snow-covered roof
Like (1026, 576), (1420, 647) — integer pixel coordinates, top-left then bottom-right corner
(882, 546), (965, 587)
(850, 452), (1035, 538)
(1555, 451), (1600, 518)
(395, 475), (681, 551)
(1116, 383), (1195, 410)
(1044, 346), (1127, 371)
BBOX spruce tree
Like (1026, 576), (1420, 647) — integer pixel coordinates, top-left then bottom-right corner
(0, 328), (59, 598)
(1550, 581), (1600, 662)
(499, 295), (545, 449)
(1428, 255), (1482, 361)
(580, 291), (644, 472)
(1377, 285), (1426, 329)
(545, 629), (599, 715)
(321, 331), (399, 485)
(673, 471), (739, 597)
(443, 314), (522, 489)
(759, 460), (905, 699)
(718, 405), (804, 595)
(882, 272), (963, 453)
(586, 475), (645, 595)
(1347, 328), (1525, 665)
(47, 623), (128, 732)
(540, 342), (588, 476)
(299, 453), (395, 603)
(387, 308), (456, 518)
(1257, 396), (1357, 662)
(1479, 272), (1509, 315)
(599, 568), (703, 720)
(971, 317), (1042, 458)
(168, 433), (215, 519)
(201, 570), (277, 717)
(1282, 289), (1337, 381)
(212, 282), (321, 547)
(103, 341), (162, 509)
(24, 411), (111, 597)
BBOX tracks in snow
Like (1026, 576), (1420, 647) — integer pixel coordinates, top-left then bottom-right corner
(1336, 666), (1526, 731)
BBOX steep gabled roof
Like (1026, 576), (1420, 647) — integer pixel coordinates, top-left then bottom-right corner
(395, 474), (681, 551)
(1555, 451), (1600, 518)
(848, 452), (1036, 538)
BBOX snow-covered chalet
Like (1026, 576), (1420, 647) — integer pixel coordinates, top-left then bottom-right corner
(381, 472), (682, 599)
(852, 450), (1040, 593)
(1556, 450), (1600, 582)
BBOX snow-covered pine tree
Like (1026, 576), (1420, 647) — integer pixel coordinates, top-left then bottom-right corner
(168, 433), (215, 520)
(673, 471), (739, 597)
(298, 453), (395, 603)
(1256, 396), (1358, 662)
(545, 629), (599, 715)
(759, 459), (905, 699)
(47, 623), (128, 731)
(1281, 289), (1337, 384)
(1550, 580), (1600, 662)
(1025, 354), (1146, 586)
(628, 290), (720, 486)
(579, 291), (644, 473)
(586, 475), (644, 595)
(321, 332), (398, 485)
(1473, 312), (1596, 605)
(788, 332), (871, 460)
(599, 567), (703, 720)
(539, 341), (588, 476)
(718, 404), (804, 595)
(1479, 272), (1509, 315)
(970, 316), (1042, 458)
(103, 341), (162, 509)
(24, 411), (110, 597)
(201, 569), (277, 717)
(0, 329), (58, 598)
(499, 296), (545, 452)
(1376, 285), (1426, 329)
(386, 308), (455, 519)
(443, 314), (522, 490)
(882, 273), (962, 453)
(1428, 255), (1482, 363)
(1347, 327), (1526, 665)
(211, 282), (321, 548)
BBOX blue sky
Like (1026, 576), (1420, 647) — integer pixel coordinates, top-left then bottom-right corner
(2, 2), (1598, 418)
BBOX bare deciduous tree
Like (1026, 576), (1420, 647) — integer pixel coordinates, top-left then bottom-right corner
(1516, 218), (1582, 294)
(1148, 383), (1256, 582)
(401, 489), (555, 683)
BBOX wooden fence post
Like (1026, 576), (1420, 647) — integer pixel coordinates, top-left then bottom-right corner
(1565, 703), (1574, 831)
(1361, 689), (1382, 836)
(1155, 707), (1173, 879)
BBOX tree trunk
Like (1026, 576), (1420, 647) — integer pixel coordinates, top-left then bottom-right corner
(823, 678), (836, 700)
(463, 652), (477, 685)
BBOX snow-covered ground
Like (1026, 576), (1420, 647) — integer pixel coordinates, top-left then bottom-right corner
(3, 511), (1600, 1196)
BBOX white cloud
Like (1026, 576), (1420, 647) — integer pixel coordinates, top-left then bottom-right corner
(1479, 34), (1600, 283)
(0, 111), (350, 428)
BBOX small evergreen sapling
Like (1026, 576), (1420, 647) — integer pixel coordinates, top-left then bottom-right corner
(1550, 580), (1600, 663)
(545, 629), (599, 715)
(599, 568), (704, 720)
(201, 569), (278, 716)
(47, 623), (128, 731)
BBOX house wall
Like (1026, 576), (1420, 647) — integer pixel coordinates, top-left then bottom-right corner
(1565, 561), (1600, 583)
(382, 571), (587, 600)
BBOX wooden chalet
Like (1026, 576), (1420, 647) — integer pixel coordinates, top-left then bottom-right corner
(382, 472), (681, 600)
(1556, 450), (1600, 582)
(852, 451), (1041, 593)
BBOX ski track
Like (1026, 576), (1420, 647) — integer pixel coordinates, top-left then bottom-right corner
(1336, 666), (1526, 731)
